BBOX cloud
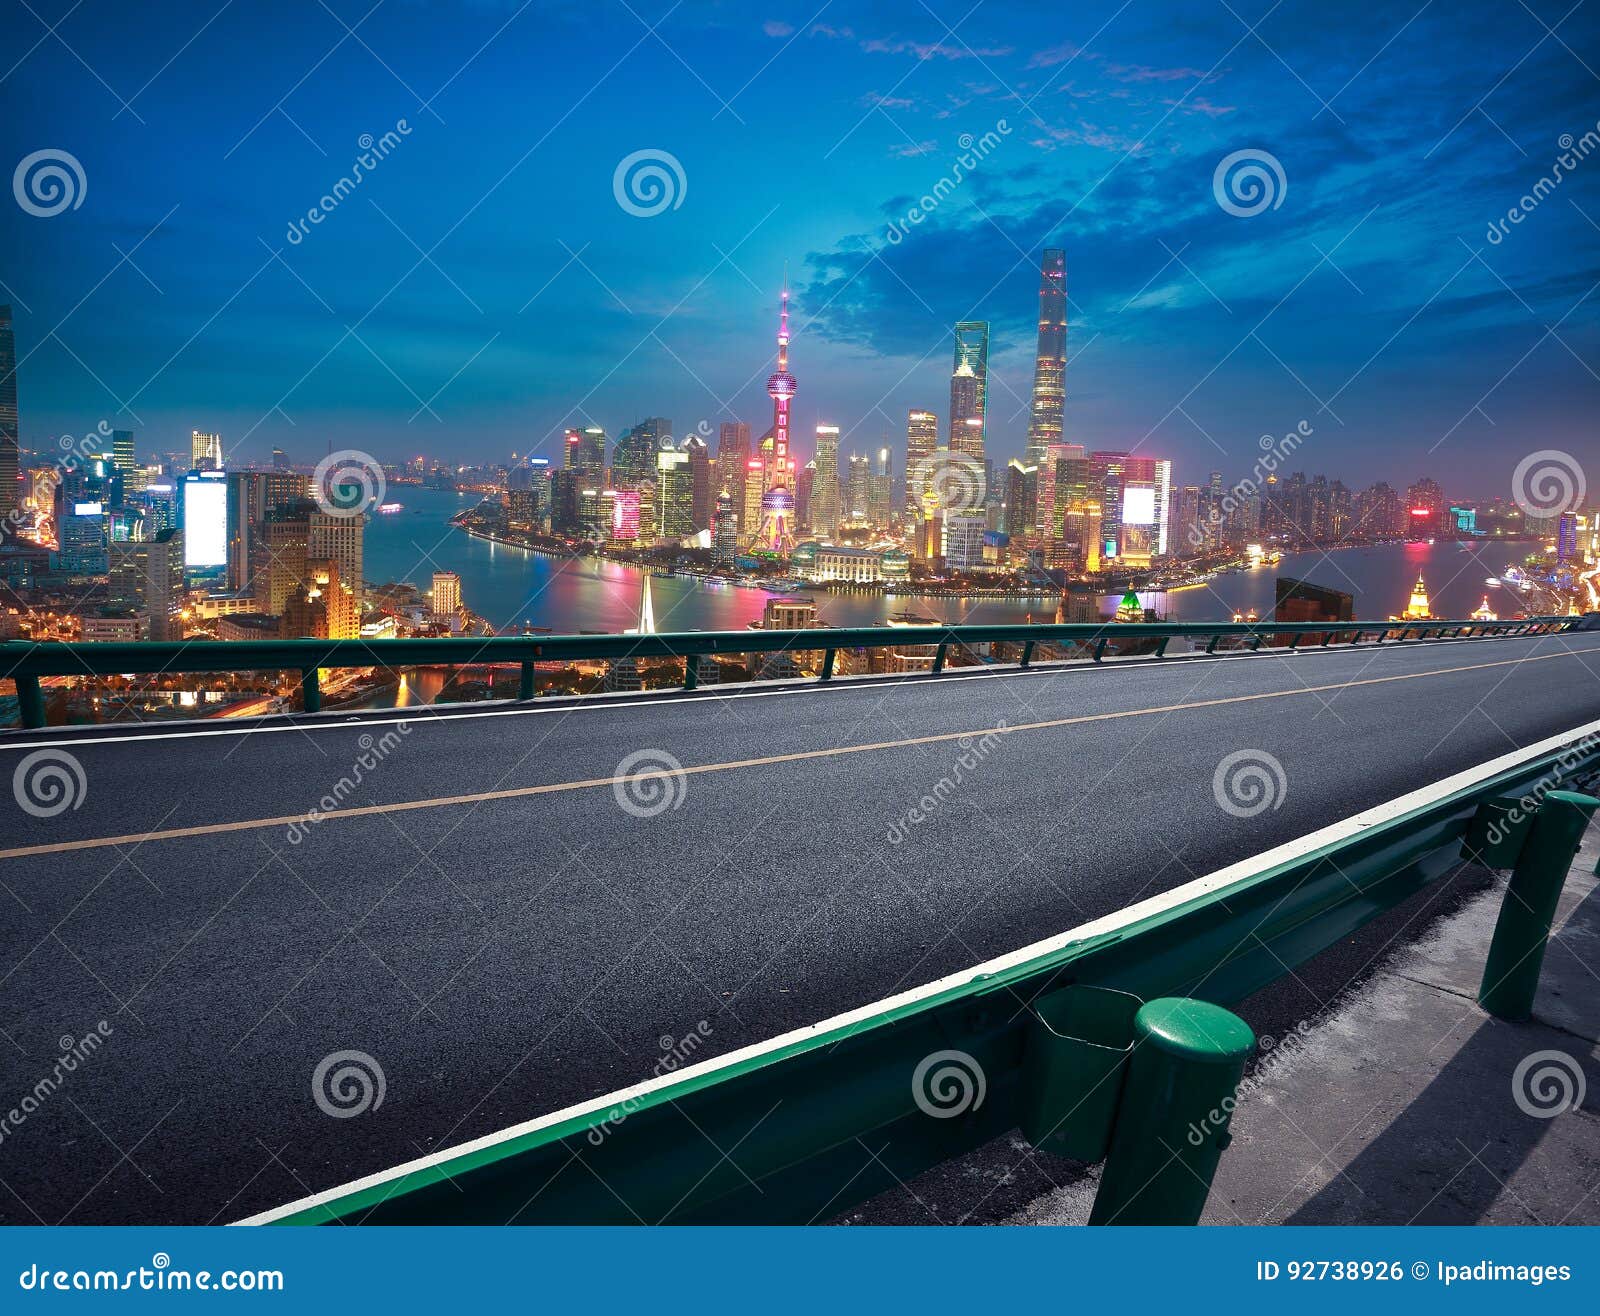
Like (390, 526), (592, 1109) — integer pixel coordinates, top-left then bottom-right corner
(763, 19), (793, 37)
(889, 140), (939, 158)
(859, 36), (1014, 62)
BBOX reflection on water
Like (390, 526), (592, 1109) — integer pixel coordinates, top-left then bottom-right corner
(365, 489), (1523, 636)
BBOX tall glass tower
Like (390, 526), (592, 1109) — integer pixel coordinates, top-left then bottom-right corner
(1025, 249), (1067, 468)
(950, 321), (988, 440)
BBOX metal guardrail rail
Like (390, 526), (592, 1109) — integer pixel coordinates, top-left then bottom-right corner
(240, 715), (1600, 1228)
(1, 614), (1579, 730)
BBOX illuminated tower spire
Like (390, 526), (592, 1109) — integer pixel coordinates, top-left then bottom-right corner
(757, 279), (798, 552)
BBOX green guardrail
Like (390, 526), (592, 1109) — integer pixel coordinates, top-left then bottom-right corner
(244, 722), (1600, 1228)
(2, 614), (1580, 730)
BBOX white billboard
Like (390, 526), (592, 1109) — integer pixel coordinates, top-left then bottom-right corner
(183, 473), (228, 569)
(1122, 484), (1156, 527)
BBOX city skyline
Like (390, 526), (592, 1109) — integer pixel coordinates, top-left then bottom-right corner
(1, 1), (1596, 500)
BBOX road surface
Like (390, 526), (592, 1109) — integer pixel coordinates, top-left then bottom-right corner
(1, 630), (1598, 1224)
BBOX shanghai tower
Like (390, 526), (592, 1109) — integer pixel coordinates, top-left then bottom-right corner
(1024, 249), (1067, 467)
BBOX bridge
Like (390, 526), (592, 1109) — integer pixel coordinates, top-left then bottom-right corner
(0, 615), (1597, 1225)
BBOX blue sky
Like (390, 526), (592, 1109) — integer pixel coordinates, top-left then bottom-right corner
(2, 0), (1597, 496)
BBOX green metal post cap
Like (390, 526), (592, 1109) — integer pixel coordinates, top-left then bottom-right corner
(1542, 789), (1600, 811)
(1134, 998), (1255, 1063)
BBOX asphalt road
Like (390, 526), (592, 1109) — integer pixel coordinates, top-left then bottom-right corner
(2, 631), (1598, 1225)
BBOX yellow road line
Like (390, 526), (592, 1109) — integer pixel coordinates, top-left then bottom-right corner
(4, 647), (1590, 861)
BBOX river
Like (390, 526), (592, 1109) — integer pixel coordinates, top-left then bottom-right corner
(364, 487), (1525, 635)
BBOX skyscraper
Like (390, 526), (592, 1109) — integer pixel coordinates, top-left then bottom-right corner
(811, 424), (841, 538)
(951, 322), (989, 430)
(757, 284), (798, 551)
(109, 529), (185, 640)
(718, 421), (751, 531)
(0, 306), (18, 529)
(564, 426), (606, 487)
(112, 429), (137, 478)
(614, 418), (671, 487)
(1024, 250), (1067, 467)
(190, 430), (223, 471)
(906, 409), (938, 509)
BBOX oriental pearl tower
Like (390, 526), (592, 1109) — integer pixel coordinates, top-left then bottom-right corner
(756, 282), (798, 553)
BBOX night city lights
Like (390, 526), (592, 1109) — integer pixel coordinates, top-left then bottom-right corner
(0, 0), (1598, 1306)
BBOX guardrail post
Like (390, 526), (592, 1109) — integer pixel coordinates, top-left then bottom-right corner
(300, 667), (322, 715)
(519, 661), (537, 699)
(931, 643), (948, 675)
(1093, 637), (1108, 662)
(682, 655), (698, 692)
(1478, 789), (1599, 1021)
(819, 648), (836, 682)
(14, 674), (46, 729)
(1088, 998), (1255, 1226)
(1019, 640), (1035, 669)
(1152, 637), (1170, 658)
(1205, 634), (1220, 654)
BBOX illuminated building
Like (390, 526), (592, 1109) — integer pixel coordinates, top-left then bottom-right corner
(564, 426), (606, 487)
(431, 571), (462, 624)
(684, 432), (713, 530)
(58, 502), (108, 573)
(718, 422), (751, 531)
(1024, 249), (1067, 467)
(0, 304), (17, 528)
(281, 559), (359, 639)
(604, 488), (642, 543)
(810, 425), (840, 538)
(657, 447), (695, 540)
(756, 285), (799, 552)
(228, 469), (309, 594)
(807, 545), (885, 582)
(951, 322), (989, 435)
(1557, 511), (1578, 561)
(181, 470), (229, 574)
(1114, 590), (1144, 623)
(261, 511), (311, 613)
(111, 429), (137, 478)
(845, 454), (872, 526)
(1471, 596), (1498, 621)
(1400, 575), (1432, 620)
(712, 491), (737, 565)
(1005, 460), (1037, 539)
(506, 458), (550, 531)
(109, 529), (185, 640)
(614, 418), (671, 487)
(190, 430), (223, 471)
(906, 409), (938, 511)
(740, 458), (765, 541)
(948, 360), (982, 460)
(944, 513), (986, 569)
(1405, 477), (1446, 538)
(308, 508), (365, 607)
(870, 447), (894, 526)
